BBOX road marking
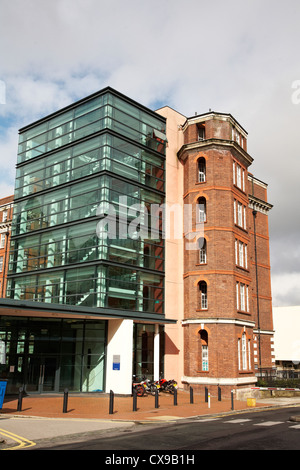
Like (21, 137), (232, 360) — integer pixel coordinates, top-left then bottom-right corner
(289, 424), (300, 429)
(198, 418), (221, 422)
(0, 428), (36, 450)
(224, 419), (252, 424)
(254, 421), (284, 427)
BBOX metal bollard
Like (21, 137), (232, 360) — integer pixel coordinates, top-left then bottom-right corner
(63, 388), (68, 413)
(155, 388), (159, 408)
(173, 388), (178, 406)
(109, 390), (114, 415)
(133, 388), (137, 412)
(231, 390), (234, 410)
(218, 386), (222, 401)
(190, 386), (194, 404)
(17, 387), (23, 412)
(205, 386), (208, 402)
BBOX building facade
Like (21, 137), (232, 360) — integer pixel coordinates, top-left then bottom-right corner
(156, 107), (274, 395)
(1, 88), (170, 394)
(0, 195), (13, 297)
(0, 87), (274, 396)
(273, 306), (300, 375)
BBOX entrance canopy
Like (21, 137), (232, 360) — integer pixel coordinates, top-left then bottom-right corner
(0, 298), (176, 324)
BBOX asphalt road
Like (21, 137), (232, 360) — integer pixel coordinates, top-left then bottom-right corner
(27, 406), (300, 451)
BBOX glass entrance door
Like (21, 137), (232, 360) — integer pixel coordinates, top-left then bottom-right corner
(27, 355), (59, 393)
(41, 357), (59, 392)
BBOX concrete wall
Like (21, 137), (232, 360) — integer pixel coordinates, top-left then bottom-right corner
(156, 106), (186, 385)
(105, 319), (133, 395)
(273, 306), (300, 363)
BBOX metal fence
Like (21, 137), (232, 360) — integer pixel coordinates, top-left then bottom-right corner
(256, 368), (300, 387)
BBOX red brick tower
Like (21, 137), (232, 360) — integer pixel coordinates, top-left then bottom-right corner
(177, 112), (273, 395)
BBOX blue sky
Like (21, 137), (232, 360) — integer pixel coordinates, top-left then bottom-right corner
(0, 0), (300, 306)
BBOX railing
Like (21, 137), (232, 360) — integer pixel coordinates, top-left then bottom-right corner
(256, 368), (300, 388)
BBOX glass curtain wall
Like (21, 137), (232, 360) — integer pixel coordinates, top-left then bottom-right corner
(8, 89), (166, 315)
(6, 89), (166, 393)
(0, 316), (106, 394)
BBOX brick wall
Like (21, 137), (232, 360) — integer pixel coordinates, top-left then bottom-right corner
(179, 113), (273, 390)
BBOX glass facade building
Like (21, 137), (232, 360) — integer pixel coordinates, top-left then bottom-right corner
(2, 87), (167, 393)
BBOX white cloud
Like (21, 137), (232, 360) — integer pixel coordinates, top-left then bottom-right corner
(0, 0), (299, 305)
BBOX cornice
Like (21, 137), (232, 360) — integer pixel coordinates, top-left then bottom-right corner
(249, 194), (273, 214)
(177, 138), (253, 166)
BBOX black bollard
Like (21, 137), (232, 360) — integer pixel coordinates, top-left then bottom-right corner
(133, 388), (137, 412)
(173, 388), (178, 406)
(205, 386), (208, 402)
(109, 390), (114, 415)
(190, 386), (194, 404)
(17, 387), (23, 412)
(231, 390), (234, 410)
(155, 388), (159, 408)
(63, 388), (68, 413)
(218, 386), (221, 401)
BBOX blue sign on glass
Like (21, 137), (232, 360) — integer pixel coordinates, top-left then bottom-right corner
(0, 380), (7, 409)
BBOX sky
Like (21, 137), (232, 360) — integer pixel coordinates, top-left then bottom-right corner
(0, 0), (299, 307)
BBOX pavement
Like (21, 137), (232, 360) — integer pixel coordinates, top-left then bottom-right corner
(0, 391), (300, 448)
(0, 390), (275, 422)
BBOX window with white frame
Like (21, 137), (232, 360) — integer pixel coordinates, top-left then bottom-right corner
(197, 158), (206, 183)
(198, 238), (207, 264)
(236, 282), (249, 312)
(236, 164), (241, 188)
(2, 210), (7, 222)
(0, 256), (3, 272)
(197, 197), (206, 223)
(240, 283), (245, 311)
(0, 233), (5, 249)
(235, 239), (248, 269)
(199, 329), (209, 371)
(248, 339), (251, 370)
(242, 333), (247, 370)
(197, 124), (205, 141)
(239, 241), (244, 267)
(234, 199), (247, 230)
(237, 202), (243, 226)
(238, 333), (251, 371)
(202, 345), (209, 371)
(198, 281), (208, 309)
(233, 160), (246, 191)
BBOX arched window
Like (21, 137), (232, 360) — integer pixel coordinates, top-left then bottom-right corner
(198, 281), (207, 309)
(198, 238), (207, 264)
(197, 158), (206, 183)
(197, 197), (206, 223)
(199, 329), (209, 371)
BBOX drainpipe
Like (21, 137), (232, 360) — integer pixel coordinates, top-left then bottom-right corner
(252, 208), (262, 377)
